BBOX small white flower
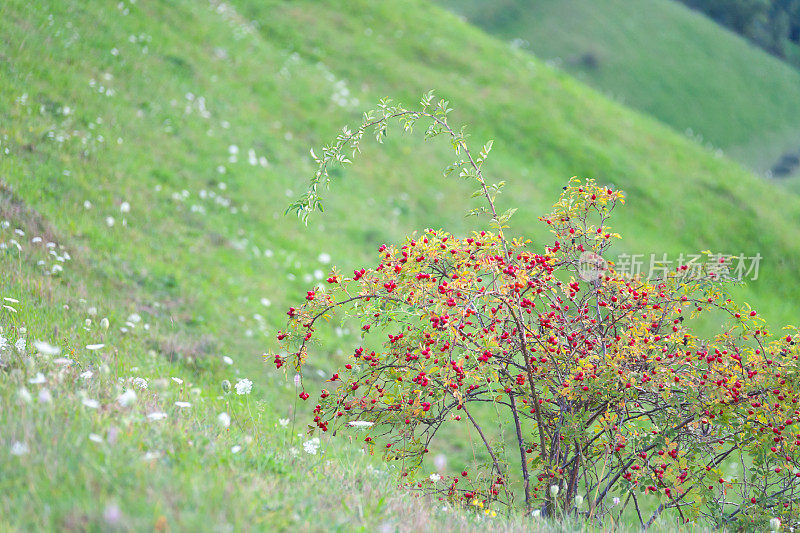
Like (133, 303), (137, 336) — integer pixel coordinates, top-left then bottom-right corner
(84, 200), (93, 209)
(147, 412), (167, 421)
(10, 441), (29, 456)
(89, 433), (104, 443)
(174, 401), (191, 408)
(260, 297), (271, 307)
(222, 356), (233, 365)
(347, 421), (374, 429)
(532, 509), (541, 518)
(38, 388), (52, 403)
(82, 398), (100, 409)
(612, 497), (621, 506)
(317, 252), (331, 264)
(574, 495), (584, 508)
(143, 451), (161, 460)
(53, 357), (73, 366)
(218, 412), (231, 428)
(235, 378), (253, 395)
(116, 389), (137, 407)
(130, 377), (148, 389)
(231, 445), (242, 454)
(80, 370), (94, 380)
(14, 338), (26, 353)
(429, 473), (441, 482)
(86, 344), (105, 350)
(17, 387), (32, 404)
(278, 418), (290, 427)
(100, 318), (110, 330)
(172, 377), (184, 385)
(28, 372), (46, 385)
(34, 340), (60, 356)
(550, 485), (560, 498)
(105, 216), (115, 227)
(120, 202), (130, 213)
(303, 437), (320, 455)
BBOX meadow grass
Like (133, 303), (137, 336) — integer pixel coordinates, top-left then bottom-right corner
(437, 0), (800, 183)
(0, 0), (798, 529)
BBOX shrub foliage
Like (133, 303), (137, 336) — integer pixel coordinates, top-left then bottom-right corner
(273, 93), (800, 530)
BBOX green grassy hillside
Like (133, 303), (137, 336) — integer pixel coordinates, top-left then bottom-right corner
(1, 0), (800, 529)
(437, 0), (800, 182)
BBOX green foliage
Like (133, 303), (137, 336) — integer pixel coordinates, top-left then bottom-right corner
(679, 0), (800, 60)
(282, 98), (800, 530)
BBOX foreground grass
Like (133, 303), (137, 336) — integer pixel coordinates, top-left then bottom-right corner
(0, 0), (798, 529)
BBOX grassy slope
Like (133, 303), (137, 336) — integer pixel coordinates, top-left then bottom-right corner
(437, 0), (800, 180)
(1, 0), (799, 529)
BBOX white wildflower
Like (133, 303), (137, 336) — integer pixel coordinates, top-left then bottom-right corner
(218, 412), (231, 428)
(116, 389), (137, 407)
(80, 370), (94, 379)
(17, 387), (32, 404)
(82, 398), (100, 409)
(231, 445), (242, 454)
(28, 372), (46, 385)
(235, 378), (252, 395)
(53, 357), (73, 366)
(143, 451), (161, 460)
(429, 473), (441, 482)
(260, 297), (271, 307)
(86, 344), (105, 350)
(130, 377), (148, 389)
(317, 252), (331, 264)
(532, 509), (541, 518)
(120, 201), (130, 213)
(100, 317), (109, 330)
(89, 433), (104, 443)
(147, 412), (167, 421)
(347, 421), (374, 429)
(278, 418), (290, 427)
(222, 355), (233, 365)
(10, 441), (29, 456)
(34, 340), (60, 356)
(174, 401), (191, 408)
(303, 437), (320, 455)
(105, 216), (115, 227)
(550, 485), (560, 498)
(14, 338), (26, 353)
(171, 377), (183, 385)
(612, 497), (621, 506)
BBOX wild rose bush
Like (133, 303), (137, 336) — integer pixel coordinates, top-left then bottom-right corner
(272, 93), (800, 530)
